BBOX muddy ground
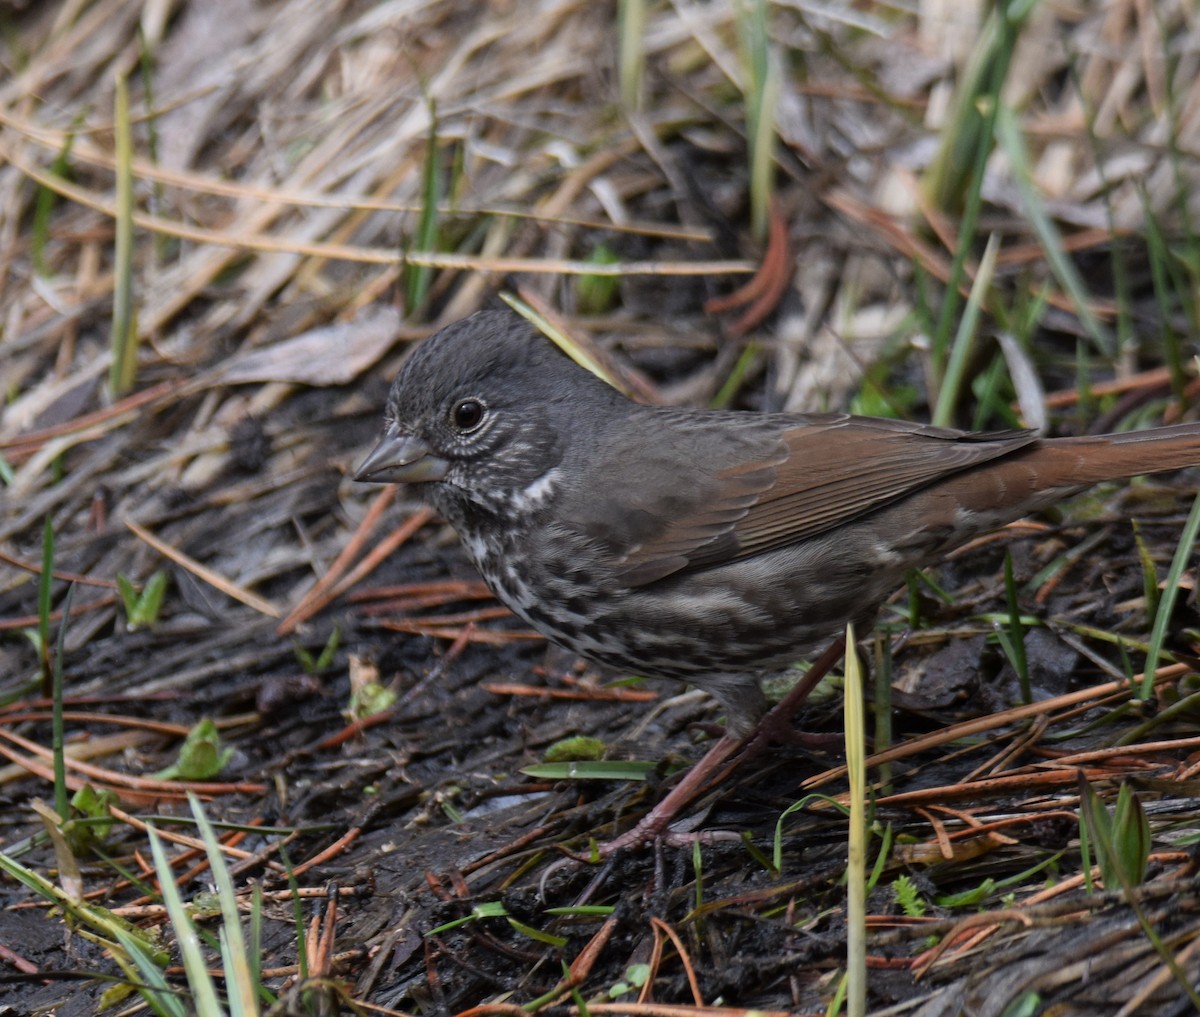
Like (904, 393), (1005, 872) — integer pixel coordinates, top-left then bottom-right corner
(3, 1), (1200, 1014)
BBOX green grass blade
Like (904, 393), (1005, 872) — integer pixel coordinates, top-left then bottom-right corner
(1131, 520), (1161, 623)
(1138, 488), (1200, 699)
(110, 924), (188, 1017)
(617, 0), (645, 110)
(737, 0), (776, 242)
(37, 516), (54, 693)
(521, 760), (655, 781)
(146, 823), (224, 1015)
(925, 0), (1035, 382)
(1142, 200), (1190, 404)
(1077, 774), (1200, 1008)
(32, 131), (76, 276)
(189, 794), (259, 1015)
(406, 100), (440, 314)
(52, 581), (75, 821)
(993, 104), (1111, 355)
(872, 635), (893, 792)
(844, 624), (866, 1017)
(500, 291), (629, 393)
(932, 232), (998, 426)
(1002, 552), (1030, 704)
(110, 70), (138, 396)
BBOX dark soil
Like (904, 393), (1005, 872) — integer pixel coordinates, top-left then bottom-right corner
(4, 1), (1200, 1013)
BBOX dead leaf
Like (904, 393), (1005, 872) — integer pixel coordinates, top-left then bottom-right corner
(221, 305), (401, 386)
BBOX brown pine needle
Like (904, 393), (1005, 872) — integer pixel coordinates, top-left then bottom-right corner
(703, 198), (794, 336)
(481, 681), (658, 704)
(125, 518), (282, 618)
(277, 485), (399, 635)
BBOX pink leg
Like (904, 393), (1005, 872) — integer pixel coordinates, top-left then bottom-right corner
(583, 636), (849, 856)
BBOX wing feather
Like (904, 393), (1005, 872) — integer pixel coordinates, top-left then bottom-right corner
(607, 414), (1038, 585)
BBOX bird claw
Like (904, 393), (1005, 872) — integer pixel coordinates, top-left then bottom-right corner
(538, 640), (853, 896)
(537, 819), (743, 902)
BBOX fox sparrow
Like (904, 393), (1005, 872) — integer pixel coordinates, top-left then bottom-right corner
(356, 310), (1200, 847)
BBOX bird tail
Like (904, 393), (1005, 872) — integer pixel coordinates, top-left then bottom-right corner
(1036, 421), (1200, 486)
(927, 420), (1200, 526)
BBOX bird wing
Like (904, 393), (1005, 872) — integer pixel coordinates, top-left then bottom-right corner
(609, 414), (1039, 586)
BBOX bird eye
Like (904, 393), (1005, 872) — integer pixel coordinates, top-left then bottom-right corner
(451, 398), (486, 432)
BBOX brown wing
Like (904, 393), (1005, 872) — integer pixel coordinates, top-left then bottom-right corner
(595, 446), (782, 586)
(614, 414), (1039, 586)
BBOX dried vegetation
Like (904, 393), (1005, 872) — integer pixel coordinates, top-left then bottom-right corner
(3, 0), (1200, 1014)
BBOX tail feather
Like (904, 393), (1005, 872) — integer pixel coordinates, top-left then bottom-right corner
(1040, 421), (1200, 486)
(925, 421), (1200, 525)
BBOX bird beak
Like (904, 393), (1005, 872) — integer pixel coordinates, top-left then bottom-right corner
(354, 430), (450, 484)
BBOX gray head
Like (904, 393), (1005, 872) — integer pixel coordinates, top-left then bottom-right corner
(355, 310), (620, 519)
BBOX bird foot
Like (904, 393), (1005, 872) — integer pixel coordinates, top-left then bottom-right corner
(546, 731), (746, 868)
(544, 636), (851, 877)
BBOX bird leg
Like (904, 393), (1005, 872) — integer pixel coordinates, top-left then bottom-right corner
(583, 635), (849, 856)
(719, 634), (849, 768)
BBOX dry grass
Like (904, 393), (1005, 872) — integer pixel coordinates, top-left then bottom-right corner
(3, 0), (1200, 1013)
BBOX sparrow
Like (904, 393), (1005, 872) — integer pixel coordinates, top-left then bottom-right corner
(356, 310), (1200, 848)
(358, 310), (1200, 730)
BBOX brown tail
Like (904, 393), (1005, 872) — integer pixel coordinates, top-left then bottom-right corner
(932, 421), (1200, 525)
(1036, 421), (1200, 486)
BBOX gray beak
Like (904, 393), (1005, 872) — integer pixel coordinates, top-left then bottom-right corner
(354, 430), (450, 484)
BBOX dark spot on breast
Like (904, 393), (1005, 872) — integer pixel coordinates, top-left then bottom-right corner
(554, 620), (580, 640)
(578, 622), (609, 646)
(525, 603), (553, 626)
